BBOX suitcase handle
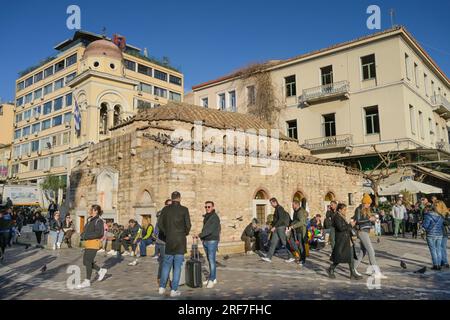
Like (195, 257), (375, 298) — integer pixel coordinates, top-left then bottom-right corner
(192, 236), (200, 260)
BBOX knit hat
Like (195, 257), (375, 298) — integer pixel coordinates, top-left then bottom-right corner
(362, 193), (372, 205)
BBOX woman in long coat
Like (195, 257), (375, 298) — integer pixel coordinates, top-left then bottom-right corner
(326, 203), (362, 280)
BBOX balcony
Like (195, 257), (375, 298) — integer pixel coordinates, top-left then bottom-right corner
(303, 134), (353, 152)
(436, 141), (450, 154)
(431, 94), (450, 120)
(299, 80), (350, 106)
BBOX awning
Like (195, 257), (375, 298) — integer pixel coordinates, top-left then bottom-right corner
(378, 179), (443, 195)
(413, 165), (450, 183)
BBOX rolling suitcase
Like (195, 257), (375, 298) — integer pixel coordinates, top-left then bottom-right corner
(185, 237), (202, 288)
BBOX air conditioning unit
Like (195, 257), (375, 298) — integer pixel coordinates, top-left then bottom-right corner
(24, 136), (29, 140)
(40, 97), (44, 101)
(31, 101), (34, 105)
(138, 91), (143, 96)
(18, 155), (22, 160)
(35, 114), (40, 119)
(27, 152), (31, 157)
(44, 168), (50, 173)
(6, 151), (11, 160)
(37, 150), (42, 156)
(65, 123), (71, 128)
(34, 132), (38, 137)
(19, 137), (23, 142)
(14, 123), (18, 128)
(26, 118), (30, 122)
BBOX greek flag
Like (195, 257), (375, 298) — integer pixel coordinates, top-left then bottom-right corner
(74, 97), (81, 136)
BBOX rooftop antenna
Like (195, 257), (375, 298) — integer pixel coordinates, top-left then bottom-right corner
(101, 27), (107, 38)
(389, 8), (396, 28)
(143, 48), (148, 57)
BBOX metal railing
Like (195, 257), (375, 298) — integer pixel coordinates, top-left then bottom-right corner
(431, 94), (450, 109)
(436, 141), (450, 154)
(303, 134), (353, 150)
(300, 80), (349, 104)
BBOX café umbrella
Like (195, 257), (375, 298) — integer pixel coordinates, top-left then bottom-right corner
(378, 179), (442, 195)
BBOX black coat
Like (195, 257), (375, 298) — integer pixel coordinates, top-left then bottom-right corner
(49, 218), (63, 231)
(81, 215), (104, 240)
(199, 210), (221, 241)
(158, 201), (191, 255)
(271, 205), (291, 228)
(331, 213), (353, 264)
(242, 223), (255, 238)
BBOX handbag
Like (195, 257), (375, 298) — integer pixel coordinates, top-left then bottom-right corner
(84, 239), (103, 250)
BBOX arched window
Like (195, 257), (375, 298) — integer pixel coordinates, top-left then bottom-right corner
(113, 105), (121, 126)
(99, 103), (108, 134)
(255, 190), (268, 200)
(97, 173), (113, 210)
(325, 192), (335, 201)
(293, 191), (305, 202)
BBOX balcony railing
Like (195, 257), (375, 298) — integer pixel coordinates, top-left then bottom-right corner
(431, 94), (450, 120)
(303, 134), (353, 151)
(300, 80), (350, 105)
(436, 141), (450, 154)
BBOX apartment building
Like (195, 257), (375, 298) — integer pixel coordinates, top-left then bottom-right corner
(10, 31), (184, 189)
(0, 103), (14, 183)
(190, 26), (450, 195)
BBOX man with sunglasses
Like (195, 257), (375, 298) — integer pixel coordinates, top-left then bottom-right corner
(198, 201), (221, 288)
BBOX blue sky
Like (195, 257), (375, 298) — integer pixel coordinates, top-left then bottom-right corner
(0, 0), (449, 102)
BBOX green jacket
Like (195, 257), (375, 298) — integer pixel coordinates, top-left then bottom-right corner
(141, 225), (154, 240)
(291, 207), (308, 237)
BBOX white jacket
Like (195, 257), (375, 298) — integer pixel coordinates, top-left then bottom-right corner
(391, 205), (407, 220)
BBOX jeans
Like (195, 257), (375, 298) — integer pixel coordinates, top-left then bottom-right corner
(203, 240), (219, 281)
(267, 227), (293, 260)
(374, 223), (381, 236)
(354, 230), (378, 270)
(441, 236), (448, 266)
(159, 254), (184, 291)
(426, 236), (443, 266)
(394, 219), (402, 237)
(49, 230), (64, 246)
(139, 238), (153, 256)
(157, 243), (166, 280)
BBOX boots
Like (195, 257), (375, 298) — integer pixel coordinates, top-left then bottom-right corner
(349, 264), (363, 280)
(327, 264), (337, 279)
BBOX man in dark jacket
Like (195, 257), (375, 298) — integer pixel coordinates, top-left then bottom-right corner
(241, 218), (258, 254)
(121, 219), (141, 256)
(198, 201), (221, 288)
(48, 201), (58, 220)
(261, 198), (294, 263)
(289, 200), (308, 265)
(158, 191), (191, 297)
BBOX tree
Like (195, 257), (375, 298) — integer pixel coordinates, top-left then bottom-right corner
(41, 175), (67, 204)
(359, 145), (406, 206)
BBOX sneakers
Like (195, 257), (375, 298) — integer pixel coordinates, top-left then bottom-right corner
(354, 270), (363, 277)
(261, 257), (272, 263)
(158, 287), (166, 295)
(285, 258), (296, 263)
(107, 250), (116, 255)
(56, 243), (61, 249)
(206, 281), (215, 289)
(152, 255), (159, 260)
(52, 244), (56, 250)
(170, 290), (181, 297)
(76, 279), (91, 289)
(98, 249), (105, 253)
(128, 259), (138, 266)
(203, 279), (218, 285)
(130, 252), (135, 257)
(122, 251), (130, 256)
(97, 268), (107, 282)
(245, 251), (255, 255)
(374, 272), (388, 279)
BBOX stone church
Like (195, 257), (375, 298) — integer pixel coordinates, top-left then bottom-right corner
(68, 101), (363, 254)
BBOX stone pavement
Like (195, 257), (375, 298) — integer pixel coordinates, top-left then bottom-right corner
(1, 235), (449, 300)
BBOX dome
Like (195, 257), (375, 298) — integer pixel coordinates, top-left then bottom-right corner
(83, 39), (123, 60)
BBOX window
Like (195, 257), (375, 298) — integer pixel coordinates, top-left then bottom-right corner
(25, 76), (33, 88)
(429, 118), (434, 135)
(321, 65), (333, 85)
(14, 129), (21, 140)
(21, 143), (30, 154)
(17, 81), (24, 91)
(0, 106), (2, 115)
(42, 119), (51, 131)
(53, 97), (63, 111)
(124, 59), (136, 71)
(15, 113), (23, 123)
(247, 85), (256, 105)
(34, 88), (42, 100)
(229, 90), (236, 112)
(431, 80), (435, 97)
(218, 93), (226, 110)
(44, 66), (54, 78)
(63, 112), (72, 123)
(40, 137), (51, 150)
(44, 83), (53, 95)
(31, 140), (40, 152)
(322, 113), (336, 137)
(139, 83), (152, 94)
(361, 54), (376, 80)
(154, 69), (167, 81)
(38, 157), (50, 170)
(65, 93), (72, 106)
(54, 60), (65, 73)
(25, 93), (32, 104)
(43, 102), (52, 115)
(154, 86), (167, 98)
(66, 72), (76, 83)
(169, 91), (181, 102)
(201, 97), (208, 108)
(136, 99), (152, 109)
(418, 111), (424, 139)
(138, 64), (152, 76)
(409, 105), (416, 134)
(62, 132), (70, 145)
(33, 105), (41, 117)
(16, 97), (24, 107)
(24, 109), (32, 121)
(364, 106), (380, 134)
(66, 53), (77, 67)
(52, 115), (62, 127)
(424, 74), (428, 95)
(34, 71), (43, 83)
(51, 155), (61, 167)
(169, 75), (182, 86)
(436, 123), (441, 141)
(286, 120), (298, 139)
(32, 122), (40, 134)
(22, 126), (30, 136)
(414, 63), (419, 86)
(404, 54), (410, 79)
(31, 160), (38, 171)
(285, 75), (296, 97)
(54, 78), (64, 90)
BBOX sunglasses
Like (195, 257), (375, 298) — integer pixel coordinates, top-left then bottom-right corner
(204, 206), (212, 209)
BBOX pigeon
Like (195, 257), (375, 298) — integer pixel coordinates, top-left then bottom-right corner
(228, 224), (237, 229)
(40, 264), (47, 273)
(377, 238), (380, 244)
(400, 261), (407, 269)
(223, 255), (230, 260)
(235, 216), (244, 222)
(414, 266), (427, 274)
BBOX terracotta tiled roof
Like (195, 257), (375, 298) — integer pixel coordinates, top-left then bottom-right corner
(113, 101), (296, 141)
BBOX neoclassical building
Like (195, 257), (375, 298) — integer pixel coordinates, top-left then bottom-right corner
(69, 102), (363, 254)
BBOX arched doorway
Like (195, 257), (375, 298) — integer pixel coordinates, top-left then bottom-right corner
(324, 191), (336, 212)
(253, 189), (270, 225)
(99, 103), (108, 134)
(113, 105), (121, 126)
(134, 189), (156, 226)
